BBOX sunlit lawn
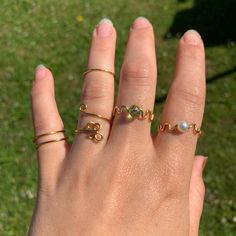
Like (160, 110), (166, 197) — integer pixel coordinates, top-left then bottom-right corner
(0, 0), (235, 235)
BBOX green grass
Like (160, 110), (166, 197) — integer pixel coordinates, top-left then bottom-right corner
(0, 0), (236, 235)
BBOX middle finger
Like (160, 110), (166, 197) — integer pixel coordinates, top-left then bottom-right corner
(111, 17), (157, 139)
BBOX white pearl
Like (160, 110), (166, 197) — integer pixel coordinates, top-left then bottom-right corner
(177, 121), (189, 132)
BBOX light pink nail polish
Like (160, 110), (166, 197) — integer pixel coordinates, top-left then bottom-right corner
(132, 16), (150, 29)
(35, 64), (46, 80)
(94, 18), (113, 37)
(183, 30), (201, 45)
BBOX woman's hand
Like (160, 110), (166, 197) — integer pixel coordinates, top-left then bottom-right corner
(29, 17), (206, 236)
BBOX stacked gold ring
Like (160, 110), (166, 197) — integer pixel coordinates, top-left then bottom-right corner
(33, 130), (67, 149)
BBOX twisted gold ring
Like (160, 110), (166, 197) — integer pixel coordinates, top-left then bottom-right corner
(75, 121), (103, 142)
(158, 121), (202, 136)
(83, 68), (116, 79)
(33, 129), (67, 149)
(79, 104), (111, 122)
(77, 104), (110, 143)
(113, 105), (154, 122)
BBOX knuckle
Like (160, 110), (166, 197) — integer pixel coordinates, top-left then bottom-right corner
(171, 83), (204, 106)
(121, 61), (152, 87)
(38, 185), (55, 199)
(81, 81), (109, 101)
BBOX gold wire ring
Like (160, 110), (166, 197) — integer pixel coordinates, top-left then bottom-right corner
(83, 68), (116, 79)
(36, 137), (68, 149)
(158, 121), (202, 136)
(75, 121), (103, 142)
(79, 104), (111, 122)
(113, 105), (154, 122)
(33, 129), (65, 142)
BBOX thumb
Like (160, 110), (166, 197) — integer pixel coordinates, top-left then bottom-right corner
(189, 155), (208, 236)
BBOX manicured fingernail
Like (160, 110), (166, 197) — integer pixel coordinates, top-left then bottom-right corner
(183, 30), (201, 45)
(202, 156), (208, 171)
(94, 18), (113, 37)
(132, 16), (150, 29)
(35, 64), (46, 80)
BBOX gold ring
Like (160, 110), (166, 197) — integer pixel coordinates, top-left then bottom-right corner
(33, 129), (67, 149)
(79, 104), (111, 122)
(83, 68), (116, 79)
(113, 105), (154, 122)
(158, 121), (202, 136)
(36, 137), (68, 149)
(75, 121), (103, 142)
(33, 129), (65, 142)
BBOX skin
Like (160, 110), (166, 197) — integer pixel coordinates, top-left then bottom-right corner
(29, 17), (207, 236)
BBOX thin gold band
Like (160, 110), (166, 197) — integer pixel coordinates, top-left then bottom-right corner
(33, 130), (65, 142)
(79, 104), (111, 122)
(158, 122), (202, 136)
(83, 68), (115, 79)
(36, 137), (68, 149)
(113, 105), (154, 122)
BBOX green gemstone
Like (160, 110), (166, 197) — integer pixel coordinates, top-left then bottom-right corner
(128, 105), (142, 118)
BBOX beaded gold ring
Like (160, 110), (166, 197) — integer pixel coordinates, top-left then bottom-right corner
(158, 121), (202, 136)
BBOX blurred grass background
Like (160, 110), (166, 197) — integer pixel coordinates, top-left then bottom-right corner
(0, 0), (235, 235)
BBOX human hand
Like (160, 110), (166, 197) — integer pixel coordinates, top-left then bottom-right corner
(29, 17), (206, 236)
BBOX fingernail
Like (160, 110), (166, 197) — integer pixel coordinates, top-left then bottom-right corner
(94, 18), (113, 37)
(35, 64), (46, 80)
(202, 156), (208, 171)
(132, 16), (150, 29)
(183, 30), (201, 45)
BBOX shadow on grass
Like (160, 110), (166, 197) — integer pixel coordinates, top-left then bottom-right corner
(155, 66), (236, 104)
(158, 0), (236, 105)
(165, 0), (236, 47)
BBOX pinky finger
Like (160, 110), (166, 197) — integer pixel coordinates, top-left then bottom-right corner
(189, 155), (207, 236)
(31, 65), (69, 190)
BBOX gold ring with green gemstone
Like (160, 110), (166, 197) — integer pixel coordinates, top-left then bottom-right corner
(112, 105), (154, 122)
